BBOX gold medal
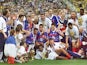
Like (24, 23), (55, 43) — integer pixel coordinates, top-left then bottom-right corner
(70, 30), (74, 37)
(78, 17), (83, 26)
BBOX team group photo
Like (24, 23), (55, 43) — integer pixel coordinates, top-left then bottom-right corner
(0, 0), (87, 65)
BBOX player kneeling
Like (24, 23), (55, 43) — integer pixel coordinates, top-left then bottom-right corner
(4, 30), (17, 64)
(16, 41), (29, 63)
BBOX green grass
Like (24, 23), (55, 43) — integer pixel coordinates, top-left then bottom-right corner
(0, 60), (87, 65)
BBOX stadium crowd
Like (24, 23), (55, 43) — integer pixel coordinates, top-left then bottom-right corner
(0, 0), (87, 64)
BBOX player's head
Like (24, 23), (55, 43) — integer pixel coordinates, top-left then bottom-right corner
(71, 11), (77, 19)
(10, 29), (15, 36)
(45, 11), (49, 17)
(68, 22), (73, 29)
(33, 16), (39, 24)
(18, 14), (24, 22)
(49, 38), (54, 46)
(49, 9), (53, 15)
(38, 45), (44, 52)
(40, 12), (45, 20)
(16, 24), (23, 32)
(2, 8), (10, 17)
(51, 23), (56, 31)
(34, 28), (38, 34)
(20, 41), (27, 48)
(26, 14), (31, 20)
(80, 9), (84, 16)
(31, 12), (35, 19)
(39, 24), (44, 32)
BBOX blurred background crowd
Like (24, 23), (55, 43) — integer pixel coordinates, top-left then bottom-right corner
(0, 0), (87, 64)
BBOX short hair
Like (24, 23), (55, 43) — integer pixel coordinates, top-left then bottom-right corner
(39, 24), (43, 27)
(20, 41), (25, 46)
(80, 9), (84, 12)
(16, 24), (23, 32)
(10, 29), (15, 36)
(71, 11), (77, 14)
(33, 16), (39, 24)
(68, 22), (72, 26)
(34, 28), (38, 31)
(2, 9), (8, 16)
(38, 44), (44, 49)
(26, 13), (31, 17)
(53, 9), (58, 14)
(18, 14), (24, 18)
(40, 12), (45, 15)
(51, 23), (56, 26)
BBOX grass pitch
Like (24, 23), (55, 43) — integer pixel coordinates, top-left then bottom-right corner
(0, 59), (87, 65)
